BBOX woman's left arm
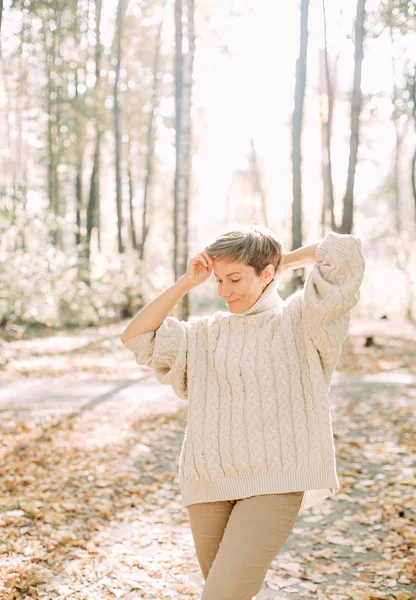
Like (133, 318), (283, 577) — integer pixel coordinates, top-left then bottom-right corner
(288, 232), (366, 387)
(279, 242), (320, 272)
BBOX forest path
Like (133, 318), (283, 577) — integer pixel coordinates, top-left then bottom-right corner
(0, 317), (414, 599)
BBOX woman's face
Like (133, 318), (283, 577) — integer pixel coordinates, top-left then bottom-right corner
(213, 258), (274, 313)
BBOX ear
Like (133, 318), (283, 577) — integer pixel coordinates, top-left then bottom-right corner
(263, 264), (275, 281)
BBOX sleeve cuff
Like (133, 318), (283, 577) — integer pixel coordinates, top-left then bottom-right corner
(123, 331), (155, 358)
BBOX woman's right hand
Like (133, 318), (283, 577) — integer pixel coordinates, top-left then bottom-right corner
(182, 249), (215, 288)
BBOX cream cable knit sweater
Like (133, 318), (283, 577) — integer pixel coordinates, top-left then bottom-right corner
(123, 232), (366, 512)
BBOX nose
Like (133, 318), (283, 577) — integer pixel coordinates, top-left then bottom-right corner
(219, 289), (233, 300)
(217, 284), (232, 299)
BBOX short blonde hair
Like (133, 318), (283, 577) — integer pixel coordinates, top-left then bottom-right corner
(205, 222), (283, 278)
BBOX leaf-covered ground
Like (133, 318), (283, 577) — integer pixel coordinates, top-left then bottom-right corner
(0, 318), (415, 600)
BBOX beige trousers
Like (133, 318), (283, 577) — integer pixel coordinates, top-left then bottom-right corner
(187, 491), (304, 600)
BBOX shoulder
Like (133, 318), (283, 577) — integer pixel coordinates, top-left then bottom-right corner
(195, 311), (232, 328)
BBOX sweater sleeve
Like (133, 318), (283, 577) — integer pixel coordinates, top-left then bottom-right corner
(301, 231), (366, 385)
(122, 316), (194, 400)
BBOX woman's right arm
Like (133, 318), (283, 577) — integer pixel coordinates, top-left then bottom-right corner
(120, 275), (195, 343)
(120, 249), (215, 344)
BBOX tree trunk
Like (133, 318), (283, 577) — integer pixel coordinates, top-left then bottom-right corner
(389, 26), (414, 322)
(340, 0), (366, 234)
(85, 0), (103, 266)
(319, 50), (328, 239)
(54, 10), (64, 249)
(86, 132), (100, 266)
(174, 0), (183, 285)
(174, 0), (195, 321)
(114, 0), (125, 254)
(412, 146), (416, 233)
(390, 26), (402, 236)
(128, 153), (137, 250)
(320, 0), (337, 234)
(0, 0), (3, 56)
(74, 4), (84, 249)
(75, 151), (82, 248)
(139, 4), (166, 261)
(291, 0), (310, 252)
(43, 20), (59, 247)
(19, 15), (30, 251)
(94, 0), (102, 252)
(411, 70), (416, 234)
(288, 0), (310, 296)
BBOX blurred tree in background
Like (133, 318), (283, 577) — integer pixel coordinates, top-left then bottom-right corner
(0, 0), (415, 334)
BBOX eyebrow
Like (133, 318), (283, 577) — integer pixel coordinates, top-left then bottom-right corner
(213, 272), (241, 277)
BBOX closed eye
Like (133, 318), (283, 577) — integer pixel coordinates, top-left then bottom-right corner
(216, 279), (241, 283)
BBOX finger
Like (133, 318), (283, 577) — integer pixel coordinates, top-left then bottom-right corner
(197, 254), (208, 268)
(200, 251), (213, 265)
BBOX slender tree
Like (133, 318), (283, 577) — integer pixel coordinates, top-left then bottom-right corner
(139, 2), (167, 261)
(339, 0), (366, 234)
(42, 9), (66, 248)
(291, 0), (310, 251)
(127, 137), (137, 250)
(412, 69), (416, 228)
(174, 0), (195, 320)
(0, 0), (3, 53)
(376, 0), (416, 232)
(376, 0), (416, 320)
(287, 0), (310, 296)
(319, 0), (339, 235)
(74, 0), (86, 249)
(86, 0), (103, 261)
(114, 0), (125, 254)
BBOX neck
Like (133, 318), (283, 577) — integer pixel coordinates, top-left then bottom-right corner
(233, 278), (283, 316)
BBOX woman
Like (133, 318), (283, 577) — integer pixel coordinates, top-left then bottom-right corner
(120, 223), (366, 600)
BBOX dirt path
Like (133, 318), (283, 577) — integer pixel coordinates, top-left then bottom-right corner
(0, 318), (415, 599)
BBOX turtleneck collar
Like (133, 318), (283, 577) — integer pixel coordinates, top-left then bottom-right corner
(232, 277), (284, 316)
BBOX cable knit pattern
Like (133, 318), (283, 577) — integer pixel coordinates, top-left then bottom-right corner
(123, 316), (196, 400)
(302, 232), (365, 390)
(122, 232), (366, 512)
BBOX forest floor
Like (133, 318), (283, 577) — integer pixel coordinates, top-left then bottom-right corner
(0, 317), (415, 600)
